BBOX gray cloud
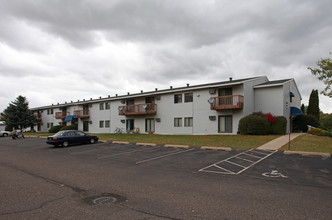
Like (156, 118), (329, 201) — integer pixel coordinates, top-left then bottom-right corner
(0, 0), (331, 112)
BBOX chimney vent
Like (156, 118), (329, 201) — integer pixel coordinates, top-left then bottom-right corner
(229, 77), (233, 81)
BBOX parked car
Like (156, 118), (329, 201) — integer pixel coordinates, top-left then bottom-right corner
(46, 130), (98, 147)
(0, 131), (11, 137)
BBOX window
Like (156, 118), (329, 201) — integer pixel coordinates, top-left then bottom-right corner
(105, 120), (110, 128)
(145, 119), (155, 132)
(47, 109), (50, 115)
(218, 116), (232, 133)
(99, 103), (104, 110)
(174, 94), (182, 103)
(99, 120), (104, 128)
(184, 117), (193, 127)
(47, 123), (50, 128)
(50, 123), (53, 128)
(218, 88), (232, 96)
(50, 109), (54, 114)
(105, 102), (110, 110)
(174, 118), (182, 127)
(184, 93), (193, 102)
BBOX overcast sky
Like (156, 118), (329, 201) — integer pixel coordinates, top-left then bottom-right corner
(0, 0), (331, 113)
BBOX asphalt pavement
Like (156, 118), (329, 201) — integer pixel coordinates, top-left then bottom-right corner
(0, 137), (331, 219)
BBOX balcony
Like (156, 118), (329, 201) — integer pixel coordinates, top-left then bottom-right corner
(209, 95), (244, 110)
(118, 103), (157, 116)
(55, 112), (69, 119)
(74, 110), (90, 118)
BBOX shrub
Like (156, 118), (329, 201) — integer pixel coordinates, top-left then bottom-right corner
(60, 125), (78, 131)
(48, 125), (64, 133)
(247, 115), (270, 135)
(238, 115), (251, 134)
(292, 115), (319, 132)
(307, 128), (330, 137)
(265, 113), (276, 124)
(271, 116), (287, 135)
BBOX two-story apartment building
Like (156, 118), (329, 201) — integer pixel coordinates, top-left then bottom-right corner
(30, 76), (302, 134)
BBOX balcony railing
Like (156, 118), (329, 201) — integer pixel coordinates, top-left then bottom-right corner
(210, 95), (244, 110)
(118, 103), (157, 116)
(74, 110), (90, 118)
(55, 112), (69, 119)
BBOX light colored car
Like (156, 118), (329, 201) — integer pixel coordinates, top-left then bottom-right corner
(0, 131), (11, 137)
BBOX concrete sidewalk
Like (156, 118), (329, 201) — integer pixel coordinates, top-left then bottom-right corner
(257, 133), (304, 150)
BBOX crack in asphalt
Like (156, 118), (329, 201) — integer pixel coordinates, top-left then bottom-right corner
(0, 161), (85, 193)
(127, 206), (183, 220)
(0, 196), (66, 216)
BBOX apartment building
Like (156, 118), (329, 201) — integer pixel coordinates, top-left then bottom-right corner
(31, 76), (302, 134)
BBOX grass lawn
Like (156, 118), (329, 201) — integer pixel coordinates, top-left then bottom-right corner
(84, 133), (280, 149)
(281, 134), (332, 154)
(24, 132), (279, 149)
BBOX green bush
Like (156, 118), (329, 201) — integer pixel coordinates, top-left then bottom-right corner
(239, 114), (270, 135)
(271, 116), (287, 135)
(307, 128), (331, 137)
(247, 115), (270, 135)
(60, 125), (78, 131)
(48, 125), (64, 133)
(238, 115), (250, 134)
(292, 115), (319, 132)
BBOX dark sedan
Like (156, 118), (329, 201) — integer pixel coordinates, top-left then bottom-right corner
(46, 130), (98, 147)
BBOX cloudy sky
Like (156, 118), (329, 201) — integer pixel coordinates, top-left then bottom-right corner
(0, 0), (331, 113)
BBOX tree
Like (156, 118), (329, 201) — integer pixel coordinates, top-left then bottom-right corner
(301, 104), (306, 114)
(307, 89), (320, 120)
(1, 96), (36, 130)
(308, 52), (332, 98)
(320, 114), (332, 131)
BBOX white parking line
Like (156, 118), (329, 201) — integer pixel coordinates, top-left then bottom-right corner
(199, 149), (277, 175)
(136, 148), (195, 164)
(97, 146), (162, 159)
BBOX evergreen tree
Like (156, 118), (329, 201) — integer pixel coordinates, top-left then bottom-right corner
(307, 89), (320, 120)
(1, 96), (36, 130)
(301, 104), (306, 114)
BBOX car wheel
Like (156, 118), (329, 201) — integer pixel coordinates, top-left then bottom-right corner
(4, 133), (8, 137)
(62, 141), (69, 147)
(90, 138), (96, 144)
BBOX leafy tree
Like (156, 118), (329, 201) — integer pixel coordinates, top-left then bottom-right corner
(320, 114), (332, 131)
(307, 89), (320, 120)
(1, 96), (36, 130)
(308, 52), (332, 98)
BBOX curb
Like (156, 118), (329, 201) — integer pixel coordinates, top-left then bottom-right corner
(201, 146), (232, 151)
(99, 140), (108, 143)
(284, 150), (330, 158)
(112, 141), (130, 145)
(164, 144), (189, 149)
(136, 142), (157, 146)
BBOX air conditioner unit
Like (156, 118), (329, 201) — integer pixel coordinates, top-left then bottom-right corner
(121, 100), (125, 104)
(156, 118), (161, 122)
(121, 120), (125, 123)
(209, 116), (216, 121)
(89, 121), (92, 124)
(209, 89), (216, 94)
(156, 96), (161, 100)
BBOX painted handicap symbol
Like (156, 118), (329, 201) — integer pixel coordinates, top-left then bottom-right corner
(262, 170), (288, 178)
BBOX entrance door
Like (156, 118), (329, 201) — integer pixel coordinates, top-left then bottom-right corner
(126, 119), (134, 132)
(83, 121), (89, 132)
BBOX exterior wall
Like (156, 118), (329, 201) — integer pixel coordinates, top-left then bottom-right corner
(30, 77), (301, 135)
(243, 76), (268, 116)
(254, 86), (284, 116)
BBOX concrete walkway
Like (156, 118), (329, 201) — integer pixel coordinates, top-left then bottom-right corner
(257, 133), (304, 150)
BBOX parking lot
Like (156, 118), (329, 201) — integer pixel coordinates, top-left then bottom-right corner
(0, 137), (331, 219)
